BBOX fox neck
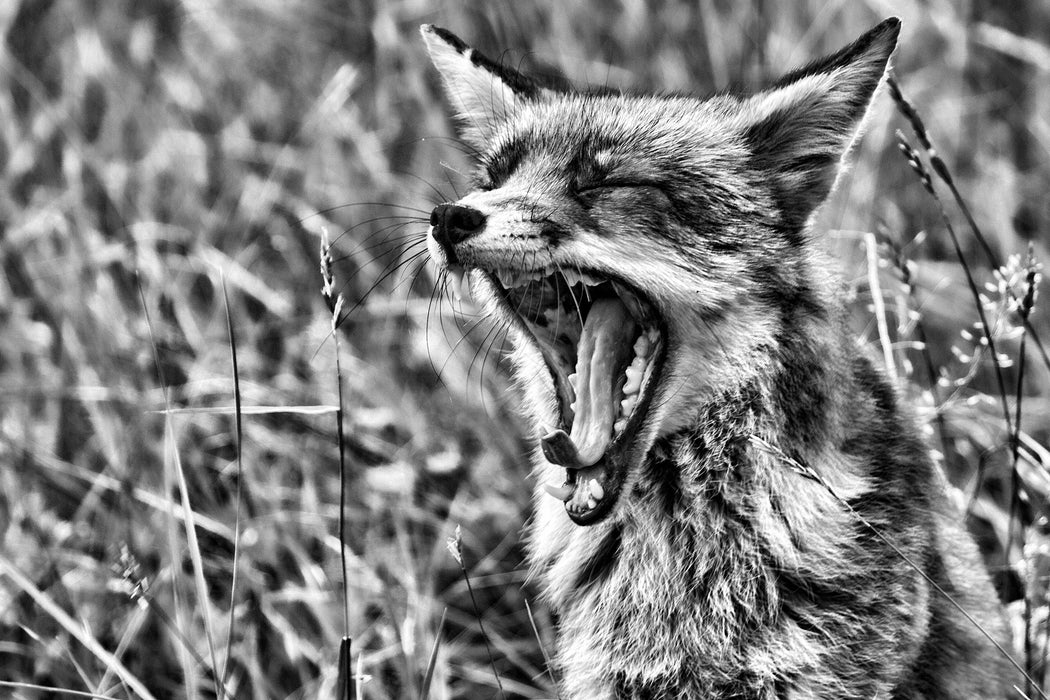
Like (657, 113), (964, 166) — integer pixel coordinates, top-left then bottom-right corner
(527, 305), (876, 695)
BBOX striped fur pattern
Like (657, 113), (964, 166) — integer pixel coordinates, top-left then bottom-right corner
(422, 19), (1018, 698)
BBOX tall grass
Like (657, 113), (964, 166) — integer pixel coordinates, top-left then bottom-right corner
(0, 1), (1047, 698)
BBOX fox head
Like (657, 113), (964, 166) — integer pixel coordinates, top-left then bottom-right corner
(422, 20), (900, 526)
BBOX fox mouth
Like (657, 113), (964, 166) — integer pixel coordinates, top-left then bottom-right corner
(446, 263), (666, 525)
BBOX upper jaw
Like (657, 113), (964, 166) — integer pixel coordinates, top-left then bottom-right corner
(440, 255), (667, 526)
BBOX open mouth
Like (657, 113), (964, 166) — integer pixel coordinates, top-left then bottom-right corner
(447, 263), (666, 525)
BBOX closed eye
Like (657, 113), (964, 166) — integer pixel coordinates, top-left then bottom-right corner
(574, 180), (668, 203)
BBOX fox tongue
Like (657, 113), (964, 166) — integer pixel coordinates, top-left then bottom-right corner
(569, 296), (637, 466)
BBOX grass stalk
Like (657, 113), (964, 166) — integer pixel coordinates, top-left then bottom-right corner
(894, 132), (1014, 483)
(322, 230), (355, 698)
(447, 526), (506, 700)
(1009, 250), (1040, 692)
(887, 75), (1050, 376)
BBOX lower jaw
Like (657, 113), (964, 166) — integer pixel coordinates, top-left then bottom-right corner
(541, 366), (662, 526)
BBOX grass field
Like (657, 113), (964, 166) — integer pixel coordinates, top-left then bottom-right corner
(1, 1), (1049, 698)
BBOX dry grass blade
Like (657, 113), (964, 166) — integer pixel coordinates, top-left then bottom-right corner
(219, 273), (244, 693)
(138, 278), (200, 696)
(419, 608), (448, 700)
(524, 598), (561, 699)
(150, 405), (339, 415)
(0, 680), (125, 700)
(865, 232), (898, 385)
(0, 555), (158, 700)
(166, 419), (228, 699)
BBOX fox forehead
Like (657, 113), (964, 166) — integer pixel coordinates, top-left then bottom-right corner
(480, 92), (749, 185)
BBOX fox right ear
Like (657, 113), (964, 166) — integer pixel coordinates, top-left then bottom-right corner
(738, 18), (900, 234)
(421, 25), (537, 147)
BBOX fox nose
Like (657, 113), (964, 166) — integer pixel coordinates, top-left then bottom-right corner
(430, 203), (485, 247)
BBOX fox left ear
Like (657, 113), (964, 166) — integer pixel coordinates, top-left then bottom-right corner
(740, 18), (901, 233)
(421, 25), (538, 148)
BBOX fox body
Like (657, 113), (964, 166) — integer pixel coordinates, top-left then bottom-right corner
(422, 20), (1017, 699)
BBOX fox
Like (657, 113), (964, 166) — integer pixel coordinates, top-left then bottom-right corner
(420, 18), (1020, 699)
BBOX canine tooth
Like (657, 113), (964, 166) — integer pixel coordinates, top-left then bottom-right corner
(448, 267), (466, 301)
(590, 479), (604, 500)
(460, 270), (473, 300)
(634, 335), (651, 358)
(586, 497), (597, 510)
(620, 396), (636, 415)
(568, 373), (578, 389)
(544, 482), (574, 502)
(613, 418), (626, 434)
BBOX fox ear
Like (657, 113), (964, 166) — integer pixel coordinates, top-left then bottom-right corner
(740, 18), (901, 233)
(421, 25), (537, 147)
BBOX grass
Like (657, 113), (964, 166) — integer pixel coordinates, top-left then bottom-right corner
(1, 1), (1048, 698)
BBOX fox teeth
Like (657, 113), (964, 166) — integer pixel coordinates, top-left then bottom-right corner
(448, 266), (466, 301)
(544, 482), (574, 502)
(460, 270), (472, 301)
(613, 418), (627, 434)
(620, 395), (636, 416)
(589, 479), (604, 500)
(633, 335), (651, 358)
(623, 368), (642, 395)
(561, 269), (604, 288)
(495, 269), (519, 288)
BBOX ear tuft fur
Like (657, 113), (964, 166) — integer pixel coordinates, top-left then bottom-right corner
(421, 25), (535, 147)
(740, 18), (901, 233)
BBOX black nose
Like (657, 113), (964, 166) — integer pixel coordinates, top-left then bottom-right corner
(430, 203), (485, 246)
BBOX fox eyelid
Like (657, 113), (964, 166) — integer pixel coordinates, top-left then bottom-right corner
(574, 180), (664, 196)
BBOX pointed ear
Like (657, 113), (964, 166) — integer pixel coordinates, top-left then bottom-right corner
(421, 25), (538, 148)
(740, 18), (901, 232)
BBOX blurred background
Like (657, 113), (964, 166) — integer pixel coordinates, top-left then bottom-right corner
(1, 1), (1048, 698)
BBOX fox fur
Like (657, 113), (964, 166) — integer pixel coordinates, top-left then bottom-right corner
(421, 19), (1019, 699)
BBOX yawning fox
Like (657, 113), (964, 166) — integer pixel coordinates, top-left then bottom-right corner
(422, 18), (1018, 698)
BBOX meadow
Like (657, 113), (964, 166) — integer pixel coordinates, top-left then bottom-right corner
(1, 1), (1048, 698)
